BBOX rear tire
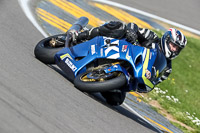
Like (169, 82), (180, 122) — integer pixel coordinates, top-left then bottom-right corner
(74, 71), (126, 93)
(34, 34), (65, 64)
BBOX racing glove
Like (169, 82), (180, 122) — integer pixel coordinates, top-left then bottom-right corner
(126, 29), (138, 44)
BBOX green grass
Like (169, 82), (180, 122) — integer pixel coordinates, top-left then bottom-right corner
(148, 30), (200, 132)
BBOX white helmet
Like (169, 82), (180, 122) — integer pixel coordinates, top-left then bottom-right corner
(161, 28), (187, 60)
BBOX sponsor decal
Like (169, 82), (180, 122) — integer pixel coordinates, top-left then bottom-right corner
(126, 49), (131, 60)
(91, 45), (95, 55)
(122, 45), (128, 52)
(100, 48), (103, 56)
(145, 69), (151, 79)
(149, 52), (152, 60)
(65, 58), (77, 71)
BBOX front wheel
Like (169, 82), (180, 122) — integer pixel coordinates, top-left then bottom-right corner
(34, 34), (66, 64)
(74, 70), (127, 92)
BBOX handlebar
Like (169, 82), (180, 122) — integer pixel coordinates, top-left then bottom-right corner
(65, 17), (89, 47)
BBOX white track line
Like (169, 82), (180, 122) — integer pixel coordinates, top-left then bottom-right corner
(18, 0), (48, 37)
(93, 0), (200, 35)
(123, 103), (164, 133)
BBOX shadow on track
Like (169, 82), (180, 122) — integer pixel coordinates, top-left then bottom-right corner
(88, 93), (161, 133)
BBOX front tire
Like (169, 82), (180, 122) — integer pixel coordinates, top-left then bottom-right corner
(34, 34), (65, 64)
(74, 71), (127, 92)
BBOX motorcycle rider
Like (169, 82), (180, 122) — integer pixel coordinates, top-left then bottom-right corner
(64, 21), (187, 92)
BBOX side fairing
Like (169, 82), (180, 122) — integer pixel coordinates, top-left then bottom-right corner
(54, 36), (163, 92)
(55, 36), (137, 78)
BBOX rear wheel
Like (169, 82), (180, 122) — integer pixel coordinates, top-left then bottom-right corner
(34, 34), (65, 64)
(74, 66), (127, 92)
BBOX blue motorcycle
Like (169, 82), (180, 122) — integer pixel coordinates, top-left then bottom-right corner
(34, 17), (167, 105)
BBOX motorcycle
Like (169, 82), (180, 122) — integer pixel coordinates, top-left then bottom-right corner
(34, 17), (167, 105)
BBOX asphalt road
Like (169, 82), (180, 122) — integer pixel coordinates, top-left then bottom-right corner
(0, 0), (159, 133)
(113, 0), (200, 31)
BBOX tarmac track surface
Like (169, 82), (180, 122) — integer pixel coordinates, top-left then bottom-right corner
(0, 0), (160, 133)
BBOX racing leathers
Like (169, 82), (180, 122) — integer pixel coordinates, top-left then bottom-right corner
(73, 21), (172, 92)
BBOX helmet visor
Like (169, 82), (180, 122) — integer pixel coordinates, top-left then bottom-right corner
(169, 41), (180, 51)
(168, 41), (182, 57)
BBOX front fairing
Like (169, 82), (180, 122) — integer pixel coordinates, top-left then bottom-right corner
(150, 45), (168, 84)
(130, 45), (157, 91)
